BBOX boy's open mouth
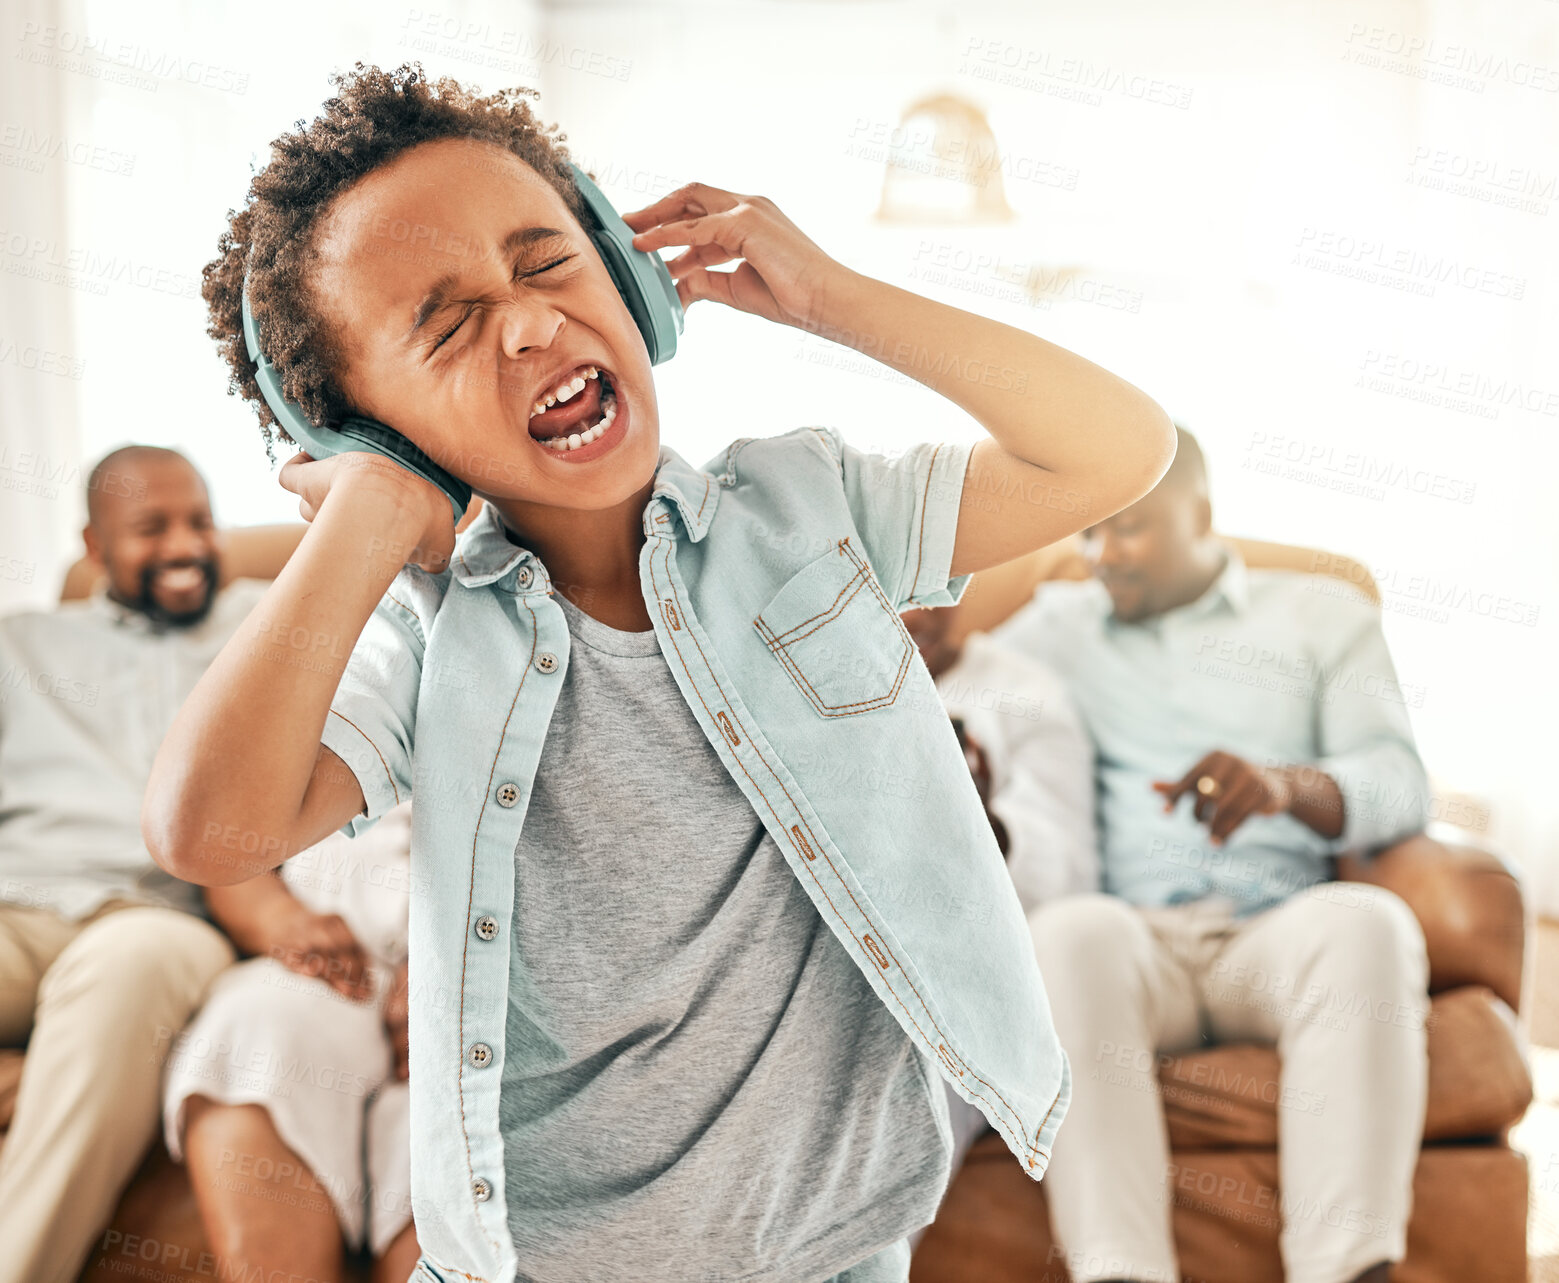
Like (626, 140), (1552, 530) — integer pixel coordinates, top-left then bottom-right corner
(526, 364), (618, 452)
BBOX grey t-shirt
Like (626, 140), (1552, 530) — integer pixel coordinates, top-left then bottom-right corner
(499, 588), (952, 1283)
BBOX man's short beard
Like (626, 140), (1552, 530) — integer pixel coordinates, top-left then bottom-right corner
(130, 558), (222, 627)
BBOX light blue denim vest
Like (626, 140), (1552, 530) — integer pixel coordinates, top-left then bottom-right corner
(320, 425), (1071, 1283)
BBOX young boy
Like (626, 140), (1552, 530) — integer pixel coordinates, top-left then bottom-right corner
(145, 61), (1174, 1283)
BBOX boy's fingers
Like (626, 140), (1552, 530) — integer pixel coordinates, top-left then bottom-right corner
(665, 242), (738, 278)
(620, 182), (739, 231)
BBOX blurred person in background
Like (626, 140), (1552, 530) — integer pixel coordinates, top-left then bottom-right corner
(989, 427), (1431, 1283)
(162, 799), (418, 1282)
(0, 446), (268, 1283)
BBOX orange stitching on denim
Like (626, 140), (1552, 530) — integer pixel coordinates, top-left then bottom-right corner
(752, 540), (912, 716)
(754, 609), (910, 716)
(649, 534), (1051, 1166)
(937, 1042), (961, 1077)
(324, 710), (400, 805)
(750, 541), (857, 645)
(764, 643), (908, 717)
(716, 710), (740, 746)
(718, 435), (759, 486)
(757, 563), (865, 647)
(907, 442), (946, 604)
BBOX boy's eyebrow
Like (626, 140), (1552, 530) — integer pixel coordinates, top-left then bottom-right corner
(404, 226), (573, 340)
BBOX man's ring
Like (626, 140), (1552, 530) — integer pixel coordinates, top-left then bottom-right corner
(1196, 774), (1221, 798)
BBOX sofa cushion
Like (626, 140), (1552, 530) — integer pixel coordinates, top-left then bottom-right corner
(1160, 986), (1532, 1150)
(909, 1133), (1529, 1283)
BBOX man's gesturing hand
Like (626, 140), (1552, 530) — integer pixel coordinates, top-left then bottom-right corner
(621, 182), (853, 331)
(1152, 750), (1295, 846)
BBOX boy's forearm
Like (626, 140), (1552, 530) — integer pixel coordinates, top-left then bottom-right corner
(809, 269), (1165, 476)
(144, 479), (423, 883)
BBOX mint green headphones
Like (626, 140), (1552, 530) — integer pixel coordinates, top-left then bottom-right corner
(240, 162), (684, 521)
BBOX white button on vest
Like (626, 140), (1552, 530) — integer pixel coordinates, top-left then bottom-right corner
(474, 915), (499, 940)
(496, 782), (520, 807)
(535, 651), (558, 673)
(472, 1177), (492, 1202)
(517, 566), (533, 589)
(469, 1042), (493, 1068)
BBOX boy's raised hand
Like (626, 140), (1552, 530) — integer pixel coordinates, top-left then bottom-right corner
(278, 449), (456, 573)
(622, 182), (852, 332)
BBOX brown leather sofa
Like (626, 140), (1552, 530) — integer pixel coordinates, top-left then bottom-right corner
(911, 537), (1535, 1283)
(4, 528), (1529, 1281)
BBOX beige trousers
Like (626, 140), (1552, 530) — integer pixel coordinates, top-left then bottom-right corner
(0, 898), (235, 1283)
(1027, 884), (1430, 1283)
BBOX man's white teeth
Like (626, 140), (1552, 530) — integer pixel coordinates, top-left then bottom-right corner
(531, 365), (598, 418)
(540, 390), (617, 451)
(157, 566), (203, 589)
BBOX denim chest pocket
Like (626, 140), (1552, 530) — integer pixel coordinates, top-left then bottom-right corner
(753, 536), (913, 718)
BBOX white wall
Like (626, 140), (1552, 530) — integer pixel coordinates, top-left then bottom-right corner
(3, 0), (1555, 903)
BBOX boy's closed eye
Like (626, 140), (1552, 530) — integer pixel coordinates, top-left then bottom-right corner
(426, 253), (582, 355)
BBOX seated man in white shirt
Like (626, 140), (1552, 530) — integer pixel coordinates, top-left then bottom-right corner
(899, 597), (1098, 1250)
(0, 446), (270, 1283)
(989, 427), (1431, 1283)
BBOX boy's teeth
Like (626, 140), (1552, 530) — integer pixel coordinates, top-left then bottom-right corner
(532, 365), (598, 417)
(539, 390), (617, 451)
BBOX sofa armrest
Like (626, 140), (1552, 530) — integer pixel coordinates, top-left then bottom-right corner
(1336, 833), (1526, 1012)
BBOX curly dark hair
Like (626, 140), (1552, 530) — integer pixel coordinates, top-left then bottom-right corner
(202, 60), (591, 459)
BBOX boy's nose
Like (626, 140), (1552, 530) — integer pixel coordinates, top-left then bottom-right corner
(501, 304), (568, 364)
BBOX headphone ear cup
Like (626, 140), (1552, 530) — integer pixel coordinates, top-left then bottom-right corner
(568, 163), (684, 365)
(241, 276), (468, 523)
(336, 418), (472, 522)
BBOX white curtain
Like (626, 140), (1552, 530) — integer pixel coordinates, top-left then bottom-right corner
(0, 0), (89, 611)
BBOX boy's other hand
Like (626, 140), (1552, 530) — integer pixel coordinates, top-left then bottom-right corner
(258, 898), (375, 1002)
(383, 957), (410, 1080)
(278, 450), (456, 573)
(622, 182), (852, 333)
